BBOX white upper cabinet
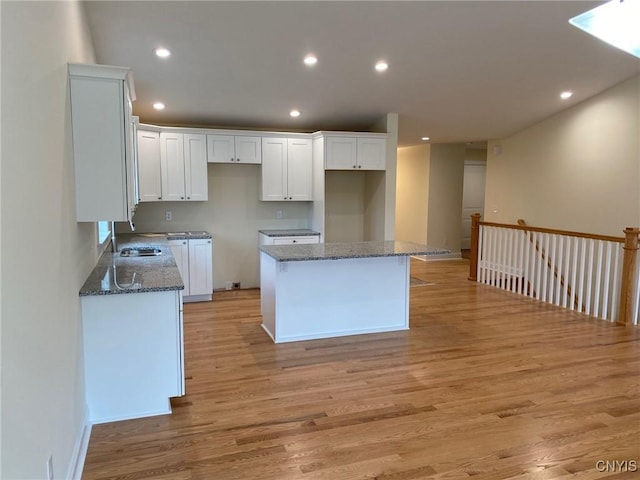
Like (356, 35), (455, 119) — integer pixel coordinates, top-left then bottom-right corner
(69, 63), (138, 222)
(324, 134), (386, 171)
(183, 134), (208, 201)
(260, 137), (312, 201)
(158, 132), (208, 202)
(160, 132), (186, 201)
(137, 129), (162, 202)
(207, 134), (261, 164)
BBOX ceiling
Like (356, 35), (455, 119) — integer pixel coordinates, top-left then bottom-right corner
(83, 1), (639, 147)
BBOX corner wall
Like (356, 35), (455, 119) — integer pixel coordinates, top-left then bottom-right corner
(1, 1), (97, 478)
(395, 145), (430, 244)
(485, 75), (640, 235)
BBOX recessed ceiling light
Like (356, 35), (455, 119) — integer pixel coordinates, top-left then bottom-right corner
(375, 61), (388, 72)
(560, 91), (573, 100)
(421, 136), (430, 141)
(303, 55), (318, 66)
(153, 102), (166, 110)
(154, 47), (171, 58)
(290, 109), (301, 118)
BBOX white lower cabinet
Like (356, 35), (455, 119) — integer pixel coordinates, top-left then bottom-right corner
(169, 238), (213, 301)
(82, 290), (184, 423)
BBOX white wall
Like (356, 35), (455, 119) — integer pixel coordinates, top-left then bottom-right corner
(120, 164), (312, 289)
(395, 145), (430, 244)
(427, 144), (466, 252)
(485, 75), (640, 236)
(1, 1), (97, 478)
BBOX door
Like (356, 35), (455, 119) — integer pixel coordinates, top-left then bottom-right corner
(287, 138), (313, 200)
(137, 130), (162, 202)
(461, 162), (486, 249)
(261, 137), (288, 201)
(235, 136), (262, 164)
(325, 136), (357, 170)
(184, 134), (208, 201)
(160, 132), (186, 201)
(357, 137), (386, 170)
(168, 239), (190, 295)
(206, 134), (235, 163)
(189, 239), (213, 296)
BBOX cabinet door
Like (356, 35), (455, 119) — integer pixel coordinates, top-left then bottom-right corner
(184, 134), (208, 201)
(69, 73), (129, 221)
(137, 130), (162, 201)
(169, 239), (190, 296)
(287, 138), (313, 201)
(357, 137), (386, 170)
(188, 239), (213, 296)
(235, 136), (262, 164)
(325, 136), (357, 170)
(261, 137), (288, 201)
(206, 134), (235, 163)
(160, 132), (186, 201)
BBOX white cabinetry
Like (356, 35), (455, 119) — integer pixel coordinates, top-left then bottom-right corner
(207, 134), (262, 164)
(169, 237), (213, 301)
(69, 63), (138, 222)
(160, 132), (208, 201)
(137, 129), (162, 202)
(260, 137), (312, 201)
(259, 232), (320, 245)
(325, 134), (386, 170)
(81, 290), (183, 423)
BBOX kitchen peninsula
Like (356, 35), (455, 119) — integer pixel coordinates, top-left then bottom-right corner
(259, 241), (448, 343)
(79, 235), (185, 423)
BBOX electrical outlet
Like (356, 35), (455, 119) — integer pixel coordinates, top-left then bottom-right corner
(47, 455), (54, 480)
(276, 210), (283, 219)
(232, 282), (241, 290)
(165, 211), (172, 221)
(225, 281), (233, 291)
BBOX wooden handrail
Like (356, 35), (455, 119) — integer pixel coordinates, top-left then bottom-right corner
(478, 220), (624, 243)
(618, 228), (640, 326)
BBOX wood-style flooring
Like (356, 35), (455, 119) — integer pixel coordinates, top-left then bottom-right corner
(82, 259), (640, 480)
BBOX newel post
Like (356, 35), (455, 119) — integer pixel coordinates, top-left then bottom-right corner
(468, 213), (481, 281)
(617, 227), (640, 325)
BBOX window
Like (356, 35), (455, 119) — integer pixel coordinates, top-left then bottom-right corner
(97, 221), (112, 251)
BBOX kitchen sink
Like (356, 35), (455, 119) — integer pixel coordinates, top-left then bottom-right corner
(120, 247), (162, 257)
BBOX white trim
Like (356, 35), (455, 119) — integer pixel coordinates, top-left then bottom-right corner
(69, 411), (92, 480)
(90, 401), (172, 425)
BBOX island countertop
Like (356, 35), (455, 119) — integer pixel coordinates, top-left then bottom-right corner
(79, 234), (184, 296)
(259, 240), (449, 262)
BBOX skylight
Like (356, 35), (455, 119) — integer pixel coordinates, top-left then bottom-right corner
(569, 0), (640, 58)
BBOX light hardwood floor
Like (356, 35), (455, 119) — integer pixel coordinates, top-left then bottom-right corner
(82, 259), (640, 479)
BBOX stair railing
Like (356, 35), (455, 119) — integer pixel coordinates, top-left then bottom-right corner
(468, 214), (639, 325)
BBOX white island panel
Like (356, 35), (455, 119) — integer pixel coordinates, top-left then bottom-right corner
(261, 253), (409, 343)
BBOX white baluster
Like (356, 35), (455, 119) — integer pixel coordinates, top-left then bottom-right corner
(585, 239), (595, 315)
(602, 241), (612, 321)
(593, 240), (603, 318)
(555, 236), (563, 306)
(577, 238), (586, 312)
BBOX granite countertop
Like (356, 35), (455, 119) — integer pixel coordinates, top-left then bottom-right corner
(259, 229), (320, 237)
(259, 240), (450, 262)
(79, 234), (184, 296)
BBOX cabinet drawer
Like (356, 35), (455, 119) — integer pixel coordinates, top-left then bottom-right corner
(273, 236), (320, 245)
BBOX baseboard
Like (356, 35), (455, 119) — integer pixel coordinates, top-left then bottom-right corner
(183, 294), (212, 303)
(69, 410), (92, 480)
(412, 252), (462, 262)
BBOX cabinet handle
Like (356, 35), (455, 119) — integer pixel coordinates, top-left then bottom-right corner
(183, 241), (187, 245)
(358, 165), (362, 169)
(353, 165), (357, 168)
(237, 158), (241, 162)
(208, 240), (211, 244)
(293, 240), (297, 243)
(230, 157), (234, 162)
(187, 196), (190, 200)
(181, 196), (184, 200)
(158, 196), (162, 200)
(289, 197), (292, 200)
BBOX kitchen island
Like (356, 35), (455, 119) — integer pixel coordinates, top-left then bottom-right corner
(259, 241), (448, 343)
